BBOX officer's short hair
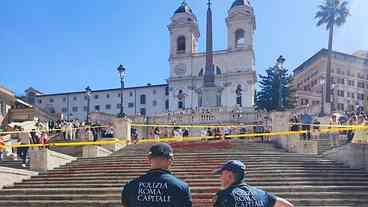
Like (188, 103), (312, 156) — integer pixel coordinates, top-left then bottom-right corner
(233, 171), (245, 183)
(148, 143), (174, 160)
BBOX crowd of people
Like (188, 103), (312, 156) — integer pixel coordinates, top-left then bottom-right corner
(0, 119), (113, 166)
(48, 120), (113, 142)
(130, 122), (272, 144)
(289, 111), (368, 147)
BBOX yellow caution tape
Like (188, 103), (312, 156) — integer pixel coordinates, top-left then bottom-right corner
(2, 124), (368, 149)
(0, 125), (109, 135)
(131, 123), (270, 129)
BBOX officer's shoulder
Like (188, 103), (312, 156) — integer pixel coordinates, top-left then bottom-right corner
(162, 174), (189, 188)
(123, 176), (141, 190)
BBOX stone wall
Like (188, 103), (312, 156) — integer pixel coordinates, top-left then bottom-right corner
(324, 143), (368, 171)
(0, 167), (37, 189)
(82, 146), (112, 158)
(29, 149), (76, 172)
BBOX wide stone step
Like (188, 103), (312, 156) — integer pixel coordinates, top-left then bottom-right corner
(0, 198), (366, 207)
(20, 176), (368, 184)
(2, 186), (368, 195)
(2, 191), (368, 200)
(39, 169), (368, 178)
(59, 162), (345, 169)
(10, 180), (368, 189)
(47, 166), (361, 175)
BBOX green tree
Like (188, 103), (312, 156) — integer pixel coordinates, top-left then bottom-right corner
(256, 56), (296, 112)
(315, 0), (349, 104)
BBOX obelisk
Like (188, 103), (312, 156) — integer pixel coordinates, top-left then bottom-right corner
(202, 0), (220, 107)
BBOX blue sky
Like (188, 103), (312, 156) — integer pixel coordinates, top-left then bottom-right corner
(1, 0), (367, 95)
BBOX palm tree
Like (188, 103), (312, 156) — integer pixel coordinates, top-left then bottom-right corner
(315, 0), (349, 110)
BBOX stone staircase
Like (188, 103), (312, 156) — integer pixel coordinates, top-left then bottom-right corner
(0, 160), (30, 170)
(318, 134), (349, 154)
(1, 140), (368, 206)
(318, 135), (332, 154)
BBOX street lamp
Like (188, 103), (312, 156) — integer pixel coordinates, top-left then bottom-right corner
(319, 77), (326, 117)
(276, 56), (286, 110)
(117, 65), (126, 118)
(85, 86), (92, 123)
(331, 83), (336, 112)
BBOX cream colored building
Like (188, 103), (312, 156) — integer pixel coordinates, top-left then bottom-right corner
(294, 49), (368, 112)
(0, 85), (16, 126)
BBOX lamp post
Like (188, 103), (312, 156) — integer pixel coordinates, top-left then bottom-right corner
(331, 83), (336, 112)
(117, 65), (126, 118)
(85, 86), (92, 123)
(276, 56), (286, 110)
(319, 77), (326, 117)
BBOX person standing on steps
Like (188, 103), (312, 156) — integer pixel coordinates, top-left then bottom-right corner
(121, 143), (192, 207)
(213, 160), (294, 207)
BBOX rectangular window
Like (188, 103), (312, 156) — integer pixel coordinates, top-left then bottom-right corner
(236, 96), (242, 107)
(348, 80), (355, 86)
(165, 100), (169, 110)
(153, 100), (157, 106)
(106, 94), (110, 98)
(337, 90), (345, 97)
(73, 97), (77, 101)
(49, 98), (54, 103)
(105, 104), (111, 110)
(94, 95), (99, 99)
(337, 103), (344, 111)
(358, 82), (365, 88)
(165, 87), (169, 96)
(140, 95), (146, 104)
(38, 99), (42, 104)
(84, 96), (88, 100)
(63, 97), (67, 102)
(95, 105), (100, 111)
(72, 106), (78, 112)
(129, 92), (133, 97)
(140, 108), (146, 116)
(358, 93), (365, 100)
(128, 102), (134, 108)
(337, 78), (345, 85)
(84, 106), (88, 112)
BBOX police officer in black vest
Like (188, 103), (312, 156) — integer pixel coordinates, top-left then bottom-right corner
(213, 160), (294, 207)
(121, 143), (192, 207)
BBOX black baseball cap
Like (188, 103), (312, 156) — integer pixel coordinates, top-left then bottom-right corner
(148, 143), (174, 159)
(213, 160), (246, 175)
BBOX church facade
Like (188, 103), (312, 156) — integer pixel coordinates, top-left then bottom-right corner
(168, 0), (256, 112)
(27, 0), (257, 121)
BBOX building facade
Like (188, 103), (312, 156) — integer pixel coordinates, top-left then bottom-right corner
(0, 85), (16, 126)
(168, 0), (256, 111)
(28, 84), (169, 121)
(27, 0), (257, 121)
(294, 49), (368, 112)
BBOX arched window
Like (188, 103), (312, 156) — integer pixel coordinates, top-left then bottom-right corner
(216, 66), (222, 75)
(235, 29), (245, 48)
(177, 90), (185, 109)
(177, 36), (186, 53)
(199, 68), (204, 76)
(236, 85), (242, 107)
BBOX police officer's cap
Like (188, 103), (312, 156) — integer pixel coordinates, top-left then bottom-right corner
(148, 143), (174, 159)
(213, 160), (246, 175)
